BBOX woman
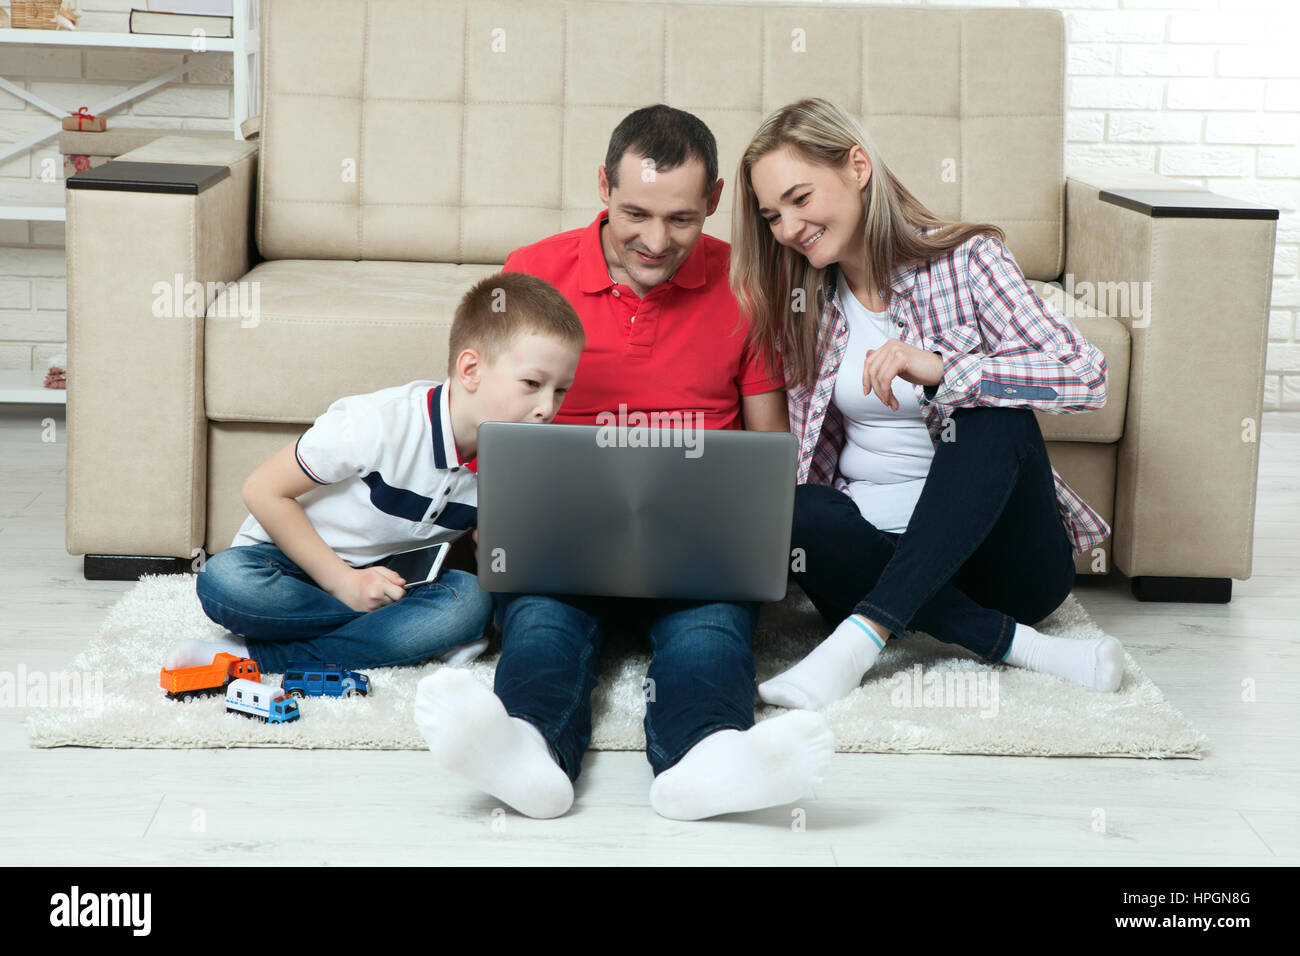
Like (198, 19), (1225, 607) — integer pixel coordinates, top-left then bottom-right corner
(730, 98), (1125, 710)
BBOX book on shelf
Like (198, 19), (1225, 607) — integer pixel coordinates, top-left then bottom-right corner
(128, 8), (234, 38)
(147, 1), (234, 13)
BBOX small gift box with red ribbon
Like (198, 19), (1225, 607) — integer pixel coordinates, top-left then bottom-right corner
(61, 107), (107, 132)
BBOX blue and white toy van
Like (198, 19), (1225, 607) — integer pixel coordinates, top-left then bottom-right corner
(282, 661), (370, 699)
(225, 678), (301, 724)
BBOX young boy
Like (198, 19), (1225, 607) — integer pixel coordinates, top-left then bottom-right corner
(167, 272), (584, 675)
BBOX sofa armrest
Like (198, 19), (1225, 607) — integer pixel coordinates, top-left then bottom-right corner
(1064, 168), (1278, 580)
(65, 135), (259, 565)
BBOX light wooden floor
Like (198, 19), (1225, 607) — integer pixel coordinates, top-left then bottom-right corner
(1, 405), (1297, 866)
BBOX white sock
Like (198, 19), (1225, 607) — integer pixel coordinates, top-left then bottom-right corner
(164, 635), (249, 670)
(649, 710), (836, 821)
(413, 667), (573, 819)
(757, 613), (887, 710)
(438, 636), (489, 666)
(1003, 622), (1125, 692)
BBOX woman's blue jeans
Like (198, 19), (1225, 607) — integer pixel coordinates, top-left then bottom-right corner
(793, 405), (1077, 663)
(195, 542), (493, 673)
(492, 592), (760, 781)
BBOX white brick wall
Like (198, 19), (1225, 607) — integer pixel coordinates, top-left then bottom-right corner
(1047, 0), (1300, 410)
(1, 0), (1297, 408)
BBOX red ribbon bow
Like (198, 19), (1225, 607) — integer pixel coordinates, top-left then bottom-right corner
(71, 106), (96, 130)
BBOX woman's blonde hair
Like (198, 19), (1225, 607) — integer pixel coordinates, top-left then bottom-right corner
(730, 97), (1004, 390)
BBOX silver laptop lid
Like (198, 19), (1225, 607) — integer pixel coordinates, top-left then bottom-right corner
(476, 422), (796, 602)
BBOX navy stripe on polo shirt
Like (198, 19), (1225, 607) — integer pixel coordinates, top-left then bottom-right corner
(294, 434), (328, 484)
(434, 501), (478, 531)
(230, 380), (479, 567)
(429, 384), (449, 470)
(361, 472), (433, 523)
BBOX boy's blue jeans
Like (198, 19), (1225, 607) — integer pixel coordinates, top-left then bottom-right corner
(195, 542), (493, 673)
(492, 591), (760, 781)
(793, 405), (1077, 664)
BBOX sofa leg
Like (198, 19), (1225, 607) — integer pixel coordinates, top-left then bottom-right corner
(84, 554), (193, 581)
(1130, 575), (1232, 603)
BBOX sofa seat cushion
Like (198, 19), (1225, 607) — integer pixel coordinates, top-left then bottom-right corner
(205, 259), (502, 422)
(204, 263), (1130, 444)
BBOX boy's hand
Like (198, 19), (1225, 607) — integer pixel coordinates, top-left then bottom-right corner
(331, 566), (407, 612)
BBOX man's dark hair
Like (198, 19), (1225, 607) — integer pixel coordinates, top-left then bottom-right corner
(604, 104), (718, 198)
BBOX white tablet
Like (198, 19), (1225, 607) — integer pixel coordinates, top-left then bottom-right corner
(366, 541), (453, 591)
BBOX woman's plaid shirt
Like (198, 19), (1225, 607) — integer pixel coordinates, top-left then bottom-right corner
(786, 233), (1111, 556)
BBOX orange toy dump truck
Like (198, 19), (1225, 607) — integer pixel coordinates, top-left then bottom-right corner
(159, 653), (261, 700)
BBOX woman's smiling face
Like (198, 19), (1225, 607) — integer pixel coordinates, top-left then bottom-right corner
(750, 144), (871, 266)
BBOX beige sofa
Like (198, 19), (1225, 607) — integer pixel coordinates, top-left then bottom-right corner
(64, 0), (1278, 602)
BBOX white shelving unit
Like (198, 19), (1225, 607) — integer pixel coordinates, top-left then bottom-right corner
(0, 369), (66, 404)
(0, 183), (66, 220)
(0, 27), (242, 48)
(0, 0), (260, 223)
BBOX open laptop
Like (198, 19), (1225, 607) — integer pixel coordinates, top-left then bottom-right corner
(475, 422), (797, 602)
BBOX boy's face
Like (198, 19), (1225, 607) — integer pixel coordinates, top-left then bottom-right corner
(467, 332), (581, 425)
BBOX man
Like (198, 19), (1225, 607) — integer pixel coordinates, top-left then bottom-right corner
(414, 105), (835, 820)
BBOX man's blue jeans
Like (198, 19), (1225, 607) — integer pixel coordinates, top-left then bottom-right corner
(793, 406), (1077, 664)
(195, 542), (493, 673)
(492, 592), (760, 780)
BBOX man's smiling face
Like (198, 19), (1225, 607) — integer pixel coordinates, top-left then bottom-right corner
(597, 152), (723, 297)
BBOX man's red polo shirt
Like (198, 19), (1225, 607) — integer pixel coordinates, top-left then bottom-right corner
(501, 209), (784, 429)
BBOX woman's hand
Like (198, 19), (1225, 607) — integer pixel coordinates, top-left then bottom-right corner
(330, 565), (406, 612)
(863, 341), (945, 411)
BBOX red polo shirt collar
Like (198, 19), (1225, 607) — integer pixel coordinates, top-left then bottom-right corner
(577, 208), (708, 294)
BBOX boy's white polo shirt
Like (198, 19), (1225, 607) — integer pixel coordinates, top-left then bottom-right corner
(230, 380), (478, 567)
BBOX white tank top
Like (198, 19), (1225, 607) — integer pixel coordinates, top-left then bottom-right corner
(831, 274), (936, 533)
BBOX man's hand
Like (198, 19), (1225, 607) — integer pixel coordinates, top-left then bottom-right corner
(330, 566), (406, 612)
(863, 341), (945, 411)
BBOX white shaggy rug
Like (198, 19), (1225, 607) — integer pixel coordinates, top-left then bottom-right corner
(26, 574), (1207, 758)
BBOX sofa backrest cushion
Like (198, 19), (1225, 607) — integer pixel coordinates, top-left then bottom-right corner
(256, 0), (1064, 280)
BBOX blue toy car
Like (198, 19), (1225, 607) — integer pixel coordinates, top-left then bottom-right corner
(282, 661), (370, 699)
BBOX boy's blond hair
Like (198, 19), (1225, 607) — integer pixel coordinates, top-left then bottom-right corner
(448, 272), (585, 375)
